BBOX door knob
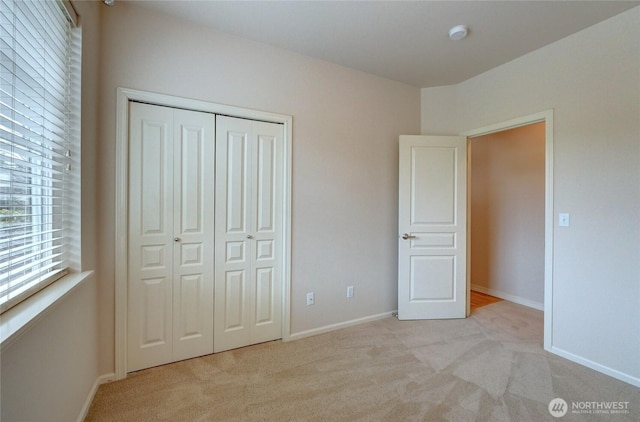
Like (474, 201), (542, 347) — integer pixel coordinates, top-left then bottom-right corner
(174, 237), (180, 242)
(401, 233), (416, 240)
(247, 235), (254, 239)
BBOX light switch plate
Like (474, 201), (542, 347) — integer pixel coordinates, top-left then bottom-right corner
(559, 213), (570, 227)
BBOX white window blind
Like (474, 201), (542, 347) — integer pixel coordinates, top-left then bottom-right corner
(0, 0), (76, 313)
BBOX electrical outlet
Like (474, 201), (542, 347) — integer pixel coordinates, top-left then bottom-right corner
(346, 285), (354, 298)
(306, 292), (314, 306)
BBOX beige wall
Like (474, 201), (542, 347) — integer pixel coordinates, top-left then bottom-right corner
(422, 7), (640, 383)
(470, 123), (545, 307)
(0, 275), (99, 422)
(0, 1), (102, 420)
(96, 2), (420, 373)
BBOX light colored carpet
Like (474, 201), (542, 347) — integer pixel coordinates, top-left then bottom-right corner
(86, 301), (638, 421)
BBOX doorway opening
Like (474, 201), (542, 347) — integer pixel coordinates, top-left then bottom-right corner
(462, 110), (553, 351)
(469, 121), (545, 311)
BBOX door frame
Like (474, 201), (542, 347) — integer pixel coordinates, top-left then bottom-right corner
(461, 109), (553, 351)
(114, 87), (293, 380)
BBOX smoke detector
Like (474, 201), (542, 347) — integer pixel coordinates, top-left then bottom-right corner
(448, 25), (469, 41)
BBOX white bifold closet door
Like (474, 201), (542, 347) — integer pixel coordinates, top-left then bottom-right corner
(127, 102), (215, 372)
(214, 116), (284, 353)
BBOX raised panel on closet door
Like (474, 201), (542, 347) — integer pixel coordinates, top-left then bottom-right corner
(225, 130), (249, 235)
(172, 109), (215, 361)
(128, 102), (174, 371)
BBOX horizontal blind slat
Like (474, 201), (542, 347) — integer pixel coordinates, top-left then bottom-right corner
(0, 142), (68, 171)
(0, 247), (66, 276)
(0, 247), (65, 278)
(0, 124), (70, 156)
(0, 258), (66, 297)
(1, 87), (68, 131)
(0, 237), (65, 263)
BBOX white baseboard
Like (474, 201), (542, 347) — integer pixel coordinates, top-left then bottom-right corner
(471, 284), (543, 311)
(550, 346), (640, 388)
(77, 373), (115, 422)
(288, 311), (396, 341)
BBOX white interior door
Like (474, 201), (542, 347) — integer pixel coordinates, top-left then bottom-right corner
(128, 102), (214, 372)
(398, 135), (467, 319)
(171, 109), (215, 361)
(214, 115), (283, 353)
(127, 103), (174, 370)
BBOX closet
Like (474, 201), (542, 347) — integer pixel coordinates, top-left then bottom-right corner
(127, 103), (284, 372)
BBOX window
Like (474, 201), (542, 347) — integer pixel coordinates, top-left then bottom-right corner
(0, 0), (79, 313)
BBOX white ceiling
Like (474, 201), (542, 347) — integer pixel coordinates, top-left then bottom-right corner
(125, 1), (639, 87)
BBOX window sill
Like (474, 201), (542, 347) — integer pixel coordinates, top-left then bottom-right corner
(0, 270), (94, 351)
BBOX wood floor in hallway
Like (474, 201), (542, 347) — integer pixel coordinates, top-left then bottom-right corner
(470, 290), (503, 311)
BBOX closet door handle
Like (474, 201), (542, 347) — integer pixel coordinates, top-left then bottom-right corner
(174, 237), (180, 242)
(247, 235), (254, 239)
(401, 233), (416, 240)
